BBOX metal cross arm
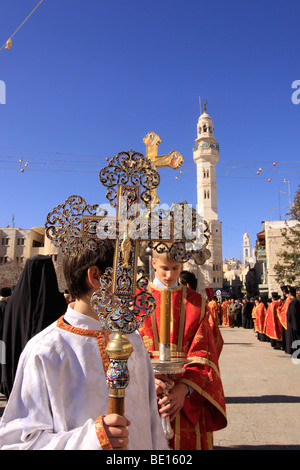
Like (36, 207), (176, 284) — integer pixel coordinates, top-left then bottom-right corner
(143, 132), (183, 204)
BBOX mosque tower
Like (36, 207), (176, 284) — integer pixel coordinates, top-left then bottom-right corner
(193, 102), (223, 290)
(242, 232), (252, 265)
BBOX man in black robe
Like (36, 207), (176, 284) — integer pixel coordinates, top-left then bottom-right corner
(242, 298), (254, 329)
(286, 287), (300, 356)
(0, 255), (67, 398)
(0, 287), (11, 333)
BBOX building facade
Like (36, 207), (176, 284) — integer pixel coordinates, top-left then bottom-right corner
(0, 226), (45, 265)
(257, 220), (299, 295)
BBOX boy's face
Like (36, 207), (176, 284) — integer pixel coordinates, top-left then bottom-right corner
(152, 255), (181, 288)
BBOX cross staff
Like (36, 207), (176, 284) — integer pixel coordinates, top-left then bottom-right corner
(45, 149), (176, 417)
(143, 132), (183, 204)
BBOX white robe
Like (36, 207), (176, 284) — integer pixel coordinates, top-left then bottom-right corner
(0, 305), (168, 450)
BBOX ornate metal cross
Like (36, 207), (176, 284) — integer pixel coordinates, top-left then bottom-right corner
(143, 132), (183, 204)
(45, 149), (178, 415)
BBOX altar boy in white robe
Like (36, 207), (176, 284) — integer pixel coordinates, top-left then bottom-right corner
(0, 240), (167, 450)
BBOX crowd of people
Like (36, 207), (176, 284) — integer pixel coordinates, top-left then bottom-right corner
(206, 286), (300, 357)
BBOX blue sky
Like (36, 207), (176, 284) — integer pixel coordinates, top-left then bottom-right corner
(0, 0), (300, 260)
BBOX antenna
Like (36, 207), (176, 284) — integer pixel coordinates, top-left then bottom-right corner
(199, 96), (201, 115)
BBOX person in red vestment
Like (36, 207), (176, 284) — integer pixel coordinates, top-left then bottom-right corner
(138, 251), (227, 450)
(207, 296), (220, 324)
(256, 296), (268, 342)
(278, 286), (291, 353)
(264, 292), (282, 349)
(221, 299), (230, 327)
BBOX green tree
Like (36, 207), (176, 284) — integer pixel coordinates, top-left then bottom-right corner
(274, 185), (300, 285)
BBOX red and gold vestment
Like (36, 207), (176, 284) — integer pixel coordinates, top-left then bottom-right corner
(255, 302), (267, 334)
(138, 283), (227, 450)
(264, 300), (282, 341)
(278, 297), (291, 330)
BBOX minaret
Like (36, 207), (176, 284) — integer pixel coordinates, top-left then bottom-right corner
(193, 101), (223, 290)
(242, 232), (252, 265)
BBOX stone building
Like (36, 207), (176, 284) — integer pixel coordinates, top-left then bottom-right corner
(0, 226), (45, 265)
(256, 220), (299, 295)
(0, 226), (66, 289)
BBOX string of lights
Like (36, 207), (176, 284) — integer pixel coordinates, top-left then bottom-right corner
(0, 147), (299, 181)
(0, 156), (298, 181)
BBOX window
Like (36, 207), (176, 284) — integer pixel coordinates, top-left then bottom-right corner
(32, 240), (44, 247)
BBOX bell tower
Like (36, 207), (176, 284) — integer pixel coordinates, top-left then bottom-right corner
(193, 102), (223, 290)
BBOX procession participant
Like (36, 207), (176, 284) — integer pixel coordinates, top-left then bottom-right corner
(138, 249), (227, 450)
(286, 287), (300, 356)
(256, 296), (268, 342)
(0, 287), (11, 334)
(242, 298), (254, 329)
(179, 270), (197, 291)
(221, 298), (230, 327)
(251, 297), (259, 332)
(0, 255), (67, 398)
(0, 240), (167, 450)
(278, 286), (291, 353)
(207, 296), (220, 324)
(179, 270), (222, 349)
(264, 292), (282, 349)
(0, 286), (11, 393)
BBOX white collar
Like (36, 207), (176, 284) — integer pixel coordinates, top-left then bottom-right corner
(64, 303), (104, 331)
(152, 277), (178, 290)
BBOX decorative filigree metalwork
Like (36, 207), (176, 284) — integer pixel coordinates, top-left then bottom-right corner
(99, 150), (160, 208)
(45, 195), (108, 257)
(147, 201), (210, 263)
(90, 267), (156, 333)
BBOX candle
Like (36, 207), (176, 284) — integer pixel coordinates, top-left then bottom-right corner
(159, 289), (171, 361)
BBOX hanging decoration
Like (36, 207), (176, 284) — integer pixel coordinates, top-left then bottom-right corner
(0, 0), (45, 53)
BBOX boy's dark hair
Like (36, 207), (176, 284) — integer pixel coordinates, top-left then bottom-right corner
(63, 239), (115, 300)
(179, 270), (197, 291)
